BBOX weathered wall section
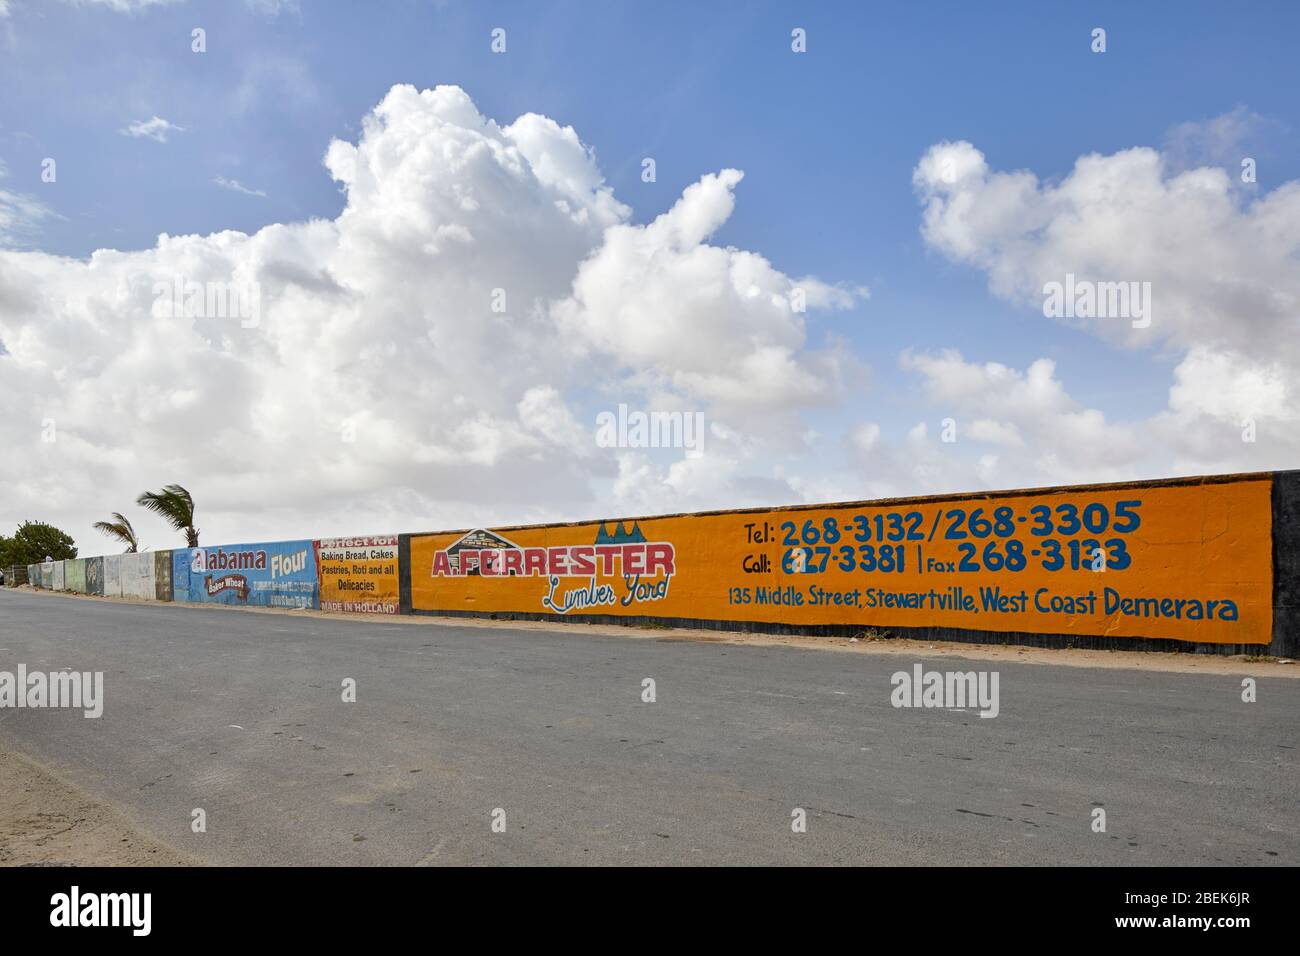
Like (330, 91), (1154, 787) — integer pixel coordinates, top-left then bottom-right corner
(1272, 470), (1300, 656)
(154, 551), (173, 602)
(64, 559), (86, 593)
(121, 552), (157, 599)
(34, 553), (164, 601)
(102, 555), (122, 597)
(86, 556), (104, 596)
(170, 549), (189, 603)
(25, 471), (1299, 656)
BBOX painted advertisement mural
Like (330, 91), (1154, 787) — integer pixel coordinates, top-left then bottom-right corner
(315, 536), (399, 614)
(173, 540), (319, 609)
(407, 477), (1274, 645)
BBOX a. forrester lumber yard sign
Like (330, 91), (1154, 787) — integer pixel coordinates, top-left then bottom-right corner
(407, 476), (1274, 645)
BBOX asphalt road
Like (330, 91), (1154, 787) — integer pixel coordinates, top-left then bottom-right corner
(0, 589), (1295, 866)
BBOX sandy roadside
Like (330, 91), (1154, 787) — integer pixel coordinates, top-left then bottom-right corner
(12, 585), (1297, 677)
(0, 745), (194, 867)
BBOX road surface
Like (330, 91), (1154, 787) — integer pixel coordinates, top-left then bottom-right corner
(0, 589), (1295, 865)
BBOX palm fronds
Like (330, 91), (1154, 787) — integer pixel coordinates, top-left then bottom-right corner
(93, 512), (141, 553)
(136, 484), (199, 547)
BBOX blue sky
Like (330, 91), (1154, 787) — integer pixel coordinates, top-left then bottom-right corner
(1, 0), (1297, 549)
(6, 1), (1296, 418)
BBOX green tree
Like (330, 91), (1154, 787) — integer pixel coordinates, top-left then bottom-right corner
(93, 512), (142, 553)
(136, 484), (199, 547)
(0, 521), (78, 566)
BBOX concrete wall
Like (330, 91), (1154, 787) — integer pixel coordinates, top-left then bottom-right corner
(154, 550), (173, 602)
(103, 554), (122, 597)
(33, 553), (162, 600)
(398, 470), (1299, 658)
(120, 552), (156, 599)
(90, 553), (161, 599)
(86, 556), (104, 596)
(171, 549), (190, 602)
(26, 470), (1299, 657)
(1272, 471), (1299, 656)
(64, 558), (86, 594)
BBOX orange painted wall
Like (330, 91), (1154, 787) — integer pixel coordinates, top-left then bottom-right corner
(409, 478), (1273, 644)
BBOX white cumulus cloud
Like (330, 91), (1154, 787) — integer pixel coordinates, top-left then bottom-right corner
(0, 84), (856, 551)
(899, 119), (1300, 489)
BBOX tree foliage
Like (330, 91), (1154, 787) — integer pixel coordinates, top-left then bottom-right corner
(0, 521), (79, 567)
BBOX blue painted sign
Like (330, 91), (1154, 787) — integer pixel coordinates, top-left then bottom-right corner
(171, 540), (318, 609)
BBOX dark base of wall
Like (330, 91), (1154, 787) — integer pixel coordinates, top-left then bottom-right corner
(407, 608), (1280, 658)
(1272, 471), (1300, 659)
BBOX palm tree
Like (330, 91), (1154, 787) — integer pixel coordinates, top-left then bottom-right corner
(93, 513), (141, 553)
(136, 484), (199, 547)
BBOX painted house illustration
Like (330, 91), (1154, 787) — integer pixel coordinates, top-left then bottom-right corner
(444, 529), (520, 575)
